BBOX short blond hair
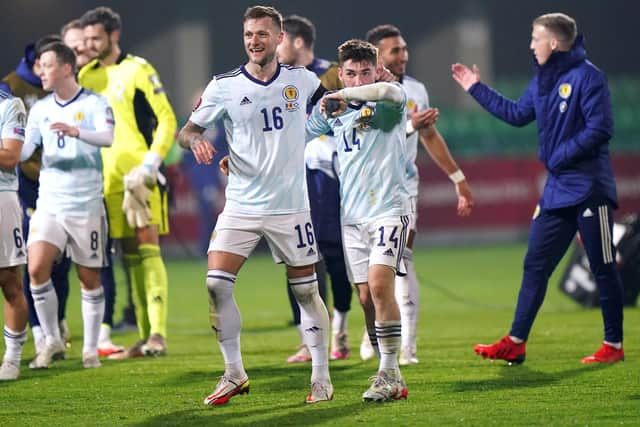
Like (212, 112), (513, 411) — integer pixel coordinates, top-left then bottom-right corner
(533, 13), (577, 49)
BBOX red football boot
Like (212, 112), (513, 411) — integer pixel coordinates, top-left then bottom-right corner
(474, 335), (526, 365)
(581, 342), (624, 364)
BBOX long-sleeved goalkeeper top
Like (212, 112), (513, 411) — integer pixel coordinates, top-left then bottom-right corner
(79, 52), (177, 195)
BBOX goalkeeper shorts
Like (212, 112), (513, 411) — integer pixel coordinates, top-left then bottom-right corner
(105, 187), (169, 239)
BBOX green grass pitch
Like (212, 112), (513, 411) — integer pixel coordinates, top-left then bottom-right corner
(1, 243), (638, 426)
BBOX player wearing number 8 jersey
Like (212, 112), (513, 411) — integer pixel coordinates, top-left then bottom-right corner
(22, 42), (113, 370)
(306, 39), (411, 402)
(178, 6), (332, 405)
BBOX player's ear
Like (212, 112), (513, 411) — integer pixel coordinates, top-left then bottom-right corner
(277, 31), (284, 44)
(110, 29), (121, 44)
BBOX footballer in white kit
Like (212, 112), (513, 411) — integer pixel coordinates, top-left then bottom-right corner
(191, 63), (323, 265)
(23, 87), (112, 266)
(307, 86), (411, 283)
(178, 6), (333, 406)
(366, 24), (474, 367)
(0, 91), (29, 381)
(0, 92), (27, 269)
(306, 39), (410, 402)
(23, 42), (114, 371)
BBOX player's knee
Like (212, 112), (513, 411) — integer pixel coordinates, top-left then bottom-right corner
(206, 270), (236, 301)
(0, 268), (23, 302)
(356, 284), (373, 309)
(28, 263), (50, 286)
(289, 279), (319, 305)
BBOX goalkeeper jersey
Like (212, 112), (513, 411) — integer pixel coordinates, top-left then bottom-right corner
(78, 52), (177, 195)
(0, 91), (25, 192)
(24, 88), (113, 215)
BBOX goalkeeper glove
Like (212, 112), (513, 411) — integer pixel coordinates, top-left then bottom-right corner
(122, 184), (152, 228)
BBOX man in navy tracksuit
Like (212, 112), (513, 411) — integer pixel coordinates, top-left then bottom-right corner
(452, 13), (624, 364)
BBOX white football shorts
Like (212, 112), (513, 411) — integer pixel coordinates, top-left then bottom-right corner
(27, 209), (108, 268)
(0, 192), (26, 268)
(342, 215), (410, 284)
(208, 210), (320, 267)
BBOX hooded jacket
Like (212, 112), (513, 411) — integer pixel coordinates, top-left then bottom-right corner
(468, 35), (617, 210)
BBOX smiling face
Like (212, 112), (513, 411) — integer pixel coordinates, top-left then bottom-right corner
(530, 24), (557, 65)
(63, 27), (94, 67)
(243, 17), (283, 67)
(339, 59), (377, 88)
(376, 35), (408, 78)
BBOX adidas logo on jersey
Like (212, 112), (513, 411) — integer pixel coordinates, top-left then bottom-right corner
(583, 208), (594, 218)
(382, 248), (395, 257)
(90, 253), (98, 259)
(334, 118), (343, 126)
(240, 96), (252, 105)
(306, 247), (316, 256)
(16, 250), (25, 257)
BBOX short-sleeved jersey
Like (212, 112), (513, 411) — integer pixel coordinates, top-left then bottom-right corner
(25, 89), (113, 215)
(190, 64), (321, 215)
(306, 85), (411, 225)
(402, 75), (430, 197)
(78, 53), (177, 195)
(0, 92), (26, 192)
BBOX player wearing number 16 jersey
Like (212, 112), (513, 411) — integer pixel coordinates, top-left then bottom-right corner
(22, 43), (113, 370)
(178, 6), (332, 406)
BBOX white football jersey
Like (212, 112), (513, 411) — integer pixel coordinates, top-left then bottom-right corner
(0, 92), (26, 192)
(306, 85), (411, 225)
(402, 75), (430, 197)
(25, 88), (113, 215)
(190, 64), (321, 215)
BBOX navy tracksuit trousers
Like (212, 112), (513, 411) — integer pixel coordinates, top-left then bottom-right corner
(510, 194), (624, 343)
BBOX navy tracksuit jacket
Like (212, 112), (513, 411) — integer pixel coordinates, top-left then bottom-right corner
(468, 35), (623, 342)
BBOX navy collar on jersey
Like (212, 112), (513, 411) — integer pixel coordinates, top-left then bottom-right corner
(91, 51), (128, 69)
(240, 64), (281, 86)
(54, 88), (84, 107)
(116, 51), (127, 65)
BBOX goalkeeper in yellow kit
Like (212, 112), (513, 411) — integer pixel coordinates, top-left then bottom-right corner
(79, 7), (177, 358)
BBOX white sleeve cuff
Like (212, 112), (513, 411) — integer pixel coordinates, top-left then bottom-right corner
(406, 120), (415, 135)
(143, 151), (163, 170)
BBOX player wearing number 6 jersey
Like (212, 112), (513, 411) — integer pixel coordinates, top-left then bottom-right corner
(178, 6), (332, 406)
(22, 42), (113, 370)
(306, 39), (411, 402)
(0, 91), (28, 381)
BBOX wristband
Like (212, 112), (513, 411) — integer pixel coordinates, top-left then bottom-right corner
(449, 170), (466, 184)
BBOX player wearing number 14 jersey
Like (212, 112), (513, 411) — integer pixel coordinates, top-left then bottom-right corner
(22, 43), (113, 370)
(178, 6), (332, 406)
(306, 39), (411, 402)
